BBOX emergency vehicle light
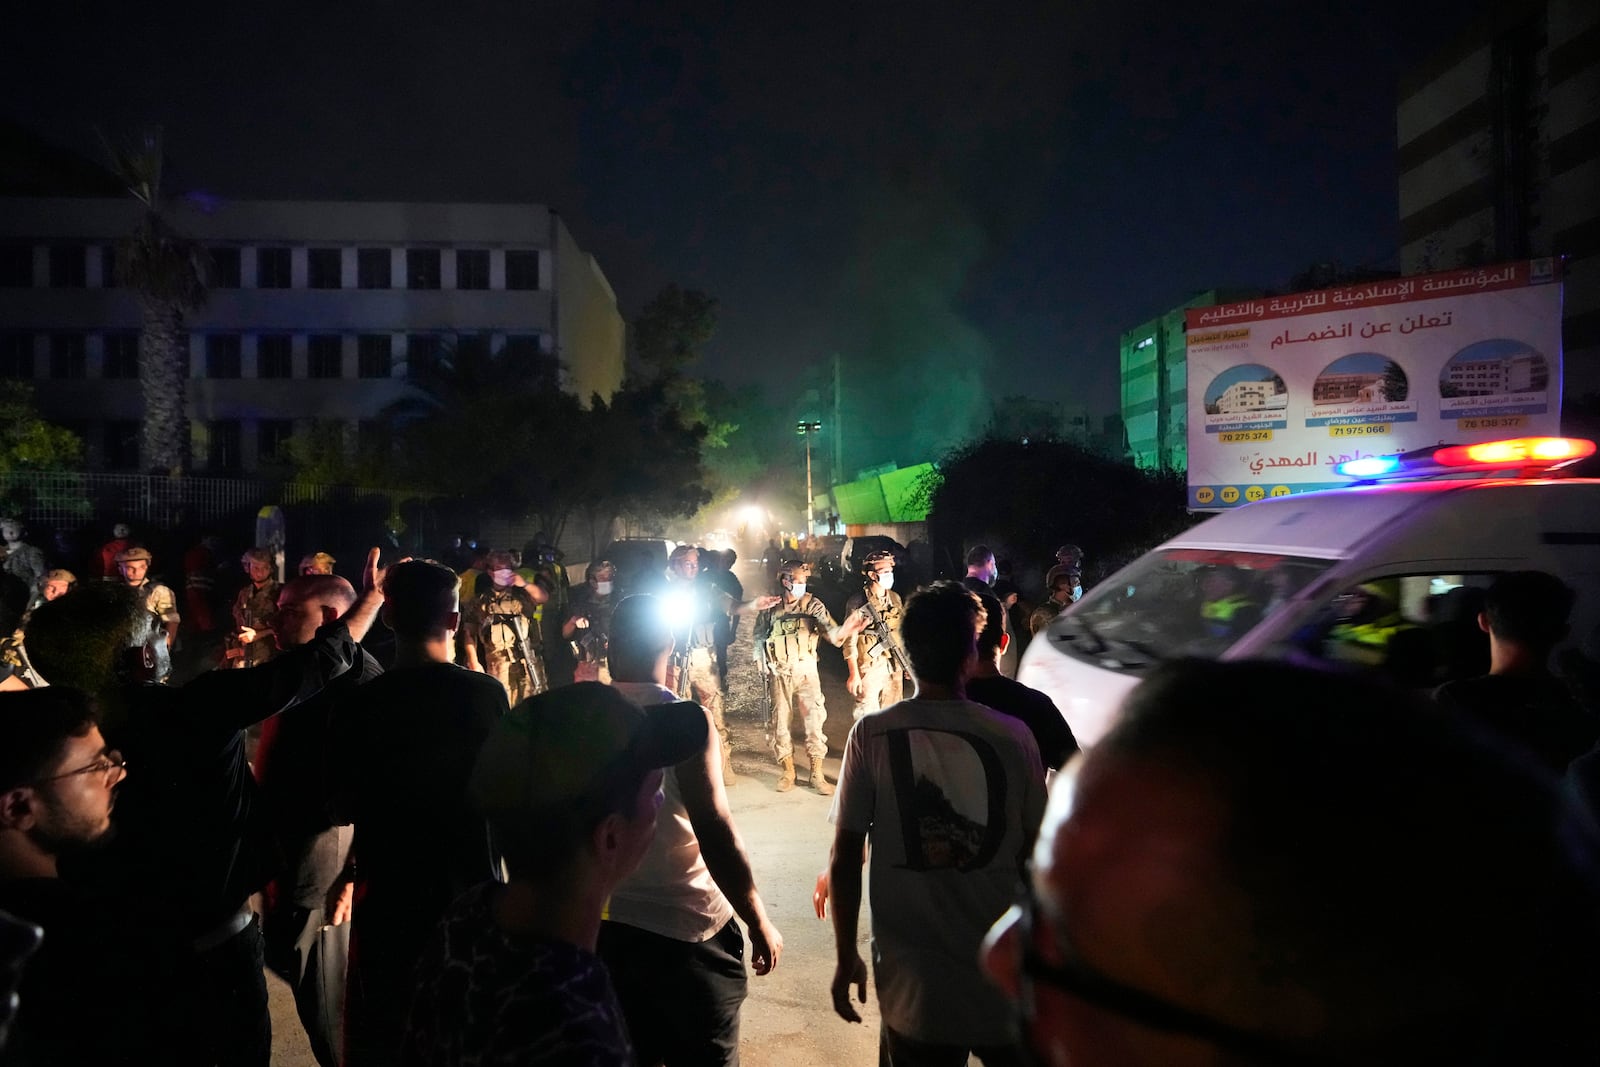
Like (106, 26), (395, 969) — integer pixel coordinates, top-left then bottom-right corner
(1334, 437), (1596, 481)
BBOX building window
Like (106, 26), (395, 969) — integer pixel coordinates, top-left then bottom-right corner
(258, 335), (292, 379)
(105, 421), (141, 471)
(357, 248), (391, 289)
(0, 333), (33, 379)
(50, 334), (87, 378)
(0, 243), (31, 287)
(406, 248), (441, 290)
(49, 244), (86, 288)
(208, 419), (241, 472)
(502, 335), (556, 382)
(258, 419), (294, 463)
(257, 247), (292, 288)
(307, 248), (342, 289)
(505, 250), (540, 290)
(103, 333), (139, 379)
(405, 334), (440, 376)
(357, 419), (393, 459)
(210, 247), (241, 288)
(206, 334), (242, 378)
(456, 249), (490, 290)
(454, 334), (490, 364)
(101, 245), (120, 288)
(357, 335), (392, 379)
(308, 335), (343, 379)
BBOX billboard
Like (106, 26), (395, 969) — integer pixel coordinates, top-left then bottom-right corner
(1184, 259), (1563, 510)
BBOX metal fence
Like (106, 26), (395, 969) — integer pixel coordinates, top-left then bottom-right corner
(0, 470), (420, 537)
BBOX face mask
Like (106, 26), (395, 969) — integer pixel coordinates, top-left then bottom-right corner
(1071, 585), (1083, 602)
(595, 581), (613, 596)
(876, 572), (894, 591)
(789, 582), (806, 598)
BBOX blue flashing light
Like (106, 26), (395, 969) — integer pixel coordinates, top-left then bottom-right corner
(1337, 456), (1402, 478)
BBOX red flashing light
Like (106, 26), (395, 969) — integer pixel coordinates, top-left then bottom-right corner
(1433, 437), (1595, 471)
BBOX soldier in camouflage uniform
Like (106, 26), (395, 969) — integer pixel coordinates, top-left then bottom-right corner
(229, 546), (282, 668)
(116, 546), (180, 651)
(752, 560), (866, 794)
(462, 549), (549, 704)
(0, 518), (45, 589)
(842, 548), (909, 720)
(561, 559), (618, 684)
(664, 545), (740, 786)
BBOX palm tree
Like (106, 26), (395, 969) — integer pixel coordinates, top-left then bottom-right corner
(98, 127), (208, 475)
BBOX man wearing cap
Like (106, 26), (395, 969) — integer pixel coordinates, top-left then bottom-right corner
(300, 551), (337, 576)
(600, 595), (784, 1066)
(229, 547), (281, 668)
(563, 560), (619, 683)
(664, 545), (740, 785)
(0, 519), (44, 589)
(116, 545), (179, 650)
(404, 683), (707, 1067)
(462, 548), (550, 703)
(1029, 565), (1079, 635)
(753, 560), (867, 794)
(843, 548), (909, 721)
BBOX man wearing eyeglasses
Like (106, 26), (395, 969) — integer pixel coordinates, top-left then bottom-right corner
(981, 659), (1600, 1067)
(0, 687), (136, 1062)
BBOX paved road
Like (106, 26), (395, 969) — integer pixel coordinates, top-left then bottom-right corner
(270, 559), (885, 1065)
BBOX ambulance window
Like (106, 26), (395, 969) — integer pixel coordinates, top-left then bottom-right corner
(1288, 572), (1502, 688)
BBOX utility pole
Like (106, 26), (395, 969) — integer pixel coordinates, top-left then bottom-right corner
(797, 419), (821, 535)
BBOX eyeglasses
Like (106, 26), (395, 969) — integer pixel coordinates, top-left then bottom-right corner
(35, 750), (128, 786)
(1009, 883), (1330, 1066)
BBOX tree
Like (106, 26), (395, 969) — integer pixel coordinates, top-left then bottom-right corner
(1381, 362), (1410, 403)
(99, 127), (209, 475)
(0, 382), (86, 518)
(633, 285), (718, 378)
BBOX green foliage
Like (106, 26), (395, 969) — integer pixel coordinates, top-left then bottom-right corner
(1382, 362), (1410, 402)
(0, 383), (84, 474)
(633, 285), (718, 377)
(926, 436), (1195, 578)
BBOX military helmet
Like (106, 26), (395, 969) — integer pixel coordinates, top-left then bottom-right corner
(241, 547), (274, 568)
(40, 568), (76, 588)
(587, 559), (617, 582)
(778, 559), (811, 580)
(485, 549), (516, 571)
(300, 551), (337, 572)
(859, 548), (895, 574)
(115, 546), (153, 563)
(668, 544), (699, 565)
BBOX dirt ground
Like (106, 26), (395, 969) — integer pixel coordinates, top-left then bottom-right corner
(270, 559), (883, 1065)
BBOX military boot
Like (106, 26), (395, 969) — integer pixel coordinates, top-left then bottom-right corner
(776, 757), (796, 792)
(808, 756), (835, 796)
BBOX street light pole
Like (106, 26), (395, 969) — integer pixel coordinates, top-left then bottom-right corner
(796, 419), (821, 536)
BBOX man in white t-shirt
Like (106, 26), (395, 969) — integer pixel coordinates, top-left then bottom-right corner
(829, 580), (1045, 1066)
(600, 594), (784, 1066)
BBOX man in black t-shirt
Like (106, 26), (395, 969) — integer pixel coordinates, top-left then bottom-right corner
(966, 592), (1078, 770)
(330, 559), (510, 1067)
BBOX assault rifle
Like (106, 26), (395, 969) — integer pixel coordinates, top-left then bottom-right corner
(859, 593), (912, 677)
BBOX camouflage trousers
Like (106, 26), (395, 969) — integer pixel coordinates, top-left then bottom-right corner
(851, 656), (905, 721)
(767, 660), (828, 764)
(669, 647), (731, 770)
(485, 648), (548, 705)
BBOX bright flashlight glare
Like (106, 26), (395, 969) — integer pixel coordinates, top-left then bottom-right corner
(661, 590), (696, 629)
(741, 504), (764, 525)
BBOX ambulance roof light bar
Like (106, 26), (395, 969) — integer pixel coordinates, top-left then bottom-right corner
(1334, 437), (1595, 481)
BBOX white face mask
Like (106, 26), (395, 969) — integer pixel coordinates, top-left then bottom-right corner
(876, 571), (894, 591)
(1071, 585), (1083, 601)
(595, 581), (613, 596)
(789, 582), (806, 598)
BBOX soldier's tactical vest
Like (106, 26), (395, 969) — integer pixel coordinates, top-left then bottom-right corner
(479, 588), (536, 654)
(856, 591), (903, 663)
(765, 597), (822, 667)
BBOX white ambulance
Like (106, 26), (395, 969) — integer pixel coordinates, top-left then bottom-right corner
(1017, 438), (1600, 747)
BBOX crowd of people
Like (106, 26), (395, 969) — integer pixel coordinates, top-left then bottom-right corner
(1, 517), (1599, 1066)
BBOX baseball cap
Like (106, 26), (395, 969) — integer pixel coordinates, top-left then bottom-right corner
(115, 546), (152, 563)
(470, 683), (707, 821)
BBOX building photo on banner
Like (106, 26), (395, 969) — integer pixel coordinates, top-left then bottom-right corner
(1184, 259), (1564, 510)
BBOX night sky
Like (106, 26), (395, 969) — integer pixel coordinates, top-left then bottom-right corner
(6, 0), (1491, 472)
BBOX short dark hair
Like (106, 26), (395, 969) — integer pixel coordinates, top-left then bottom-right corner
(1483, 570), (1573, 649)
(0, 687), (97, 791)
(608, 595), (673, 682)
(280, 574), (356, 613)
(1098, 659), (1600, 1063)
(381, 560), (460, 639)
(900, 581), (985, 686)
(24, 583), (150, 696)
(965, 544), (994, 569)
(975, 591), (1006, 658)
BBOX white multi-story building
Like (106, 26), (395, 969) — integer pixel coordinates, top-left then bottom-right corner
(1215, 379), (1287, 414)
(1396, 0), (1599, 396)
(0, 198), (625, 472)
(1443, 351), (1547, 395)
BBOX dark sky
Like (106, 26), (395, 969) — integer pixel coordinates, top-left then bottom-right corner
(5, 0), (1489, 472)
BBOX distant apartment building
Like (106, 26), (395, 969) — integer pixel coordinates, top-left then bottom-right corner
(1396, 0), (1600, 396)
(1313, 373), (1389, 404)
(1120, 288), (1260, 471)
(1215, 380), (1288, 414)
(0, 198), (625, 472)
(1443, 352), (1547, 394)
